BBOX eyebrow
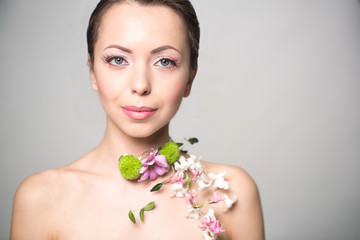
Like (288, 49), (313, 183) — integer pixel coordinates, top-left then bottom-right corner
(104, 44), (180, 54)
(104, 45), (132, 53)
(151, 45), (181, 54)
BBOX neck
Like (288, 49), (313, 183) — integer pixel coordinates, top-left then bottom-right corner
(97, 117), (171, 164)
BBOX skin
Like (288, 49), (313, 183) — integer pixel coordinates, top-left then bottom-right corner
(10, 2), (264, 240)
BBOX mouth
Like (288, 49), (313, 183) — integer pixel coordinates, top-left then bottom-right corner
(121, 105), (157, 120)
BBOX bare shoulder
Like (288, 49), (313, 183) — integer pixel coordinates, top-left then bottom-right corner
(201, 161), (265, 240)
(12, 169), (62, 213)
(202, 161), (258, 197)
(11, 169), (57, 239)
(11, 167), (81, 239)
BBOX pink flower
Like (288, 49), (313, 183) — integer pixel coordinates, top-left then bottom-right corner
(209, 219), (224, 234)
(171, 172), (187, 186)
(198, 216), (225, 234)
(185, 191), (198, 204)
(209, 191), (223, 204)
(138, 149), (169, 182)
(191, 169), (203, 181)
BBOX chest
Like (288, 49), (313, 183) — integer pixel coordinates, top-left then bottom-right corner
(54, 184), (210, 240)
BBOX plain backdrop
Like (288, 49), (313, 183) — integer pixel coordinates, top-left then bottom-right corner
(1, 0), (360, 239)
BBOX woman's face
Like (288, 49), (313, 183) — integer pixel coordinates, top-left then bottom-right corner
(90, 2), (196, 138)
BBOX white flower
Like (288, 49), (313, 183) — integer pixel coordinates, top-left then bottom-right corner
(187, 155), (204, 171)
(173, 155), (191, 172)
(208, 171), (229, 190)
(204, 208), (216, 219)
(202, 229), (217, 240)
(199, 208), (224, 240)
(185, 204), (201, 219)
(196, 173), (212, 191)
(222, 194), (237, 210)
(201, 209), (217, 240)
(170, 182), (187, 197)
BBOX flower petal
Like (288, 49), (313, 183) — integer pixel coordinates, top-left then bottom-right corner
(153, 165), (167, 176)
(145, 159), (155, 166)
(139, 166), (147, 174)
(138, 171), (149, 182)
(155, 155), (168, 167)
(149, 170), (158, 180)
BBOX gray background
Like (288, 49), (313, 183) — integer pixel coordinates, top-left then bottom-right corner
(1, 0), (359, 239)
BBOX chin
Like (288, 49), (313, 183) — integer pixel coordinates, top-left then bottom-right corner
(123, 123), (169, 140)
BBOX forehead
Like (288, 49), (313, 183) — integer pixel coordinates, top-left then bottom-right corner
(96, 2), (189, 52)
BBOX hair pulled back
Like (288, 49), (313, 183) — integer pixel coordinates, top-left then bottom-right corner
(87, 0), (200, 70)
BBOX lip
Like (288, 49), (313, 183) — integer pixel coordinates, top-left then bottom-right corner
(121, 105), (157, 120)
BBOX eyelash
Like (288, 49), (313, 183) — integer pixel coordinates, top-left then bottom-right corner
(103, 56), (179, 70)
(155, 57), (178, 69)
(104, 56), (128, 67)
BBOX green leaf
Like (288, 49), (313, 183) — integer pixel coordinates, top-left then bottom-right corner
(150, 183), (163, 192)
(176, 142), (184, 147)
(143, 201), (155, 211)
(128, 210), (136, 223)
(188, 137), (199, 145)
(185, 172), (191, 188)
(194, 204), (204, 209)
(139, 208), (145, 222)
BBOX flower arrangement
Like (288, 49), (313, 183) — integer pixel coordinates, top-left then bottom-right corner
(118, 138), (237, 240)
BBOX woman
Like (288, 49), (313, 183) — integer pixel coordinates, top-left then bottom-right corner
(11, 0), (264, 239)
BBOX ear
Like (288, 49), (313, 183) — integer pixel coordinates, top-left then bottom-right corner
(183, 67), (197, 97)
(88, 56), (98, 92)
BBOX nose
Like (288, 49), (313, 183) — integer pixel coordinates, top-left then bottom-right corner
(130, 64), (151, 96)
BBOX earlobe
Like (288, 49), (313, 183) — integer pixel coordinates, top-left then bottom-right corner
(88, 56), (98, 92)
(183, 67), (197, 97)
(90, 71), (98, 92)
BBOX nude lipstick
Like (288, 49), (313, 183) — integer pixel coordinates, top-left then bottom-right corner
(121, 106), (157, 120)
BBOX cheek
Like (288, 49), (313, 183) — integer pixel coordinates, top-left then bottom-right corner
(94, 69), (123, 103)
(97, 80), (115, 101)
(161, 76), (188, 107)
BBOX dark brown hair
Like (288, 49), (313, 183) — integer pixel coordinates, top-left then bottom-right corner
(87, 0), (200, 70)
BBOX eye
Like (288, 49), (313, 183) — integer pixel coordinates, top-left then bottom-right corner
(155, 58), (177, 68)
(106, 56), (127, 66)
(160, 58), (171, 67)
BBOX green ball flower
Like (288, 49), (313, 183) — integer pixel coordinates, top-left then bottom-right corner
(159, 141), (180, 164)
(119, 155), (142, 180)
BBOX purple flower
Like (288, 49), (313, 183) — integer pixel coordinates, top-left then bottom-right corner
(138, 149), (169, 182)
